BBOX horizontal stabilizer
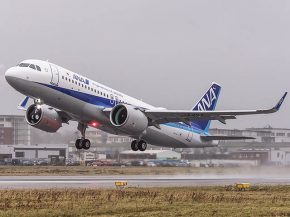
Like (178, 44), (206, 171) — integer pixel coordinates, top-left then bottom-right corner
(201, 135), (255, 141)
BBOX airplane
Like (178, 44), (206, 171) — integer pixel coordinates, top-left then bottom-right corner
(5, 59), (287, 151)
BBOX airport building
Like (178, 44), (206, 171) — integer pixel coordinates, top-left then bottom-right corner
(86, 130), (133, 144)
(0, 144), (68, 162)
(269, 149), (290, 166)
(120, 150), (181, 160)
(0, 115), (31, 145)
(209, 126), (290, 145)
(229, 148), (270, 164)
(14, 144), (68, 159)
(246, 127), (290, 143)
(79, 129), (134, 153)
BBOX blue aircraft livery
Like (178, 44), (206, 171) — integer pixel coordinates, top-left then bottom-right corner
(73, 74), (89, 85)
(190, 83), (221, 132)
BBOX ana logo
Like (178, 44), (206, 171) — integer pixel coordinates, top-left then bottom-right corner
(197, 87), (217, 111)
(73, 74), (89, 85)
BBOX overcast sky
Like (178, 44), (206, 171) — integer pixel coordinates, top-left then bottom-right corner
(0, 0), (289, 130)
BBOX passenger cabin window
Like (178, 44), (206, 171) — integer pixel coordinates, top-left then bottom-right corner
(36, 65), (41, 71)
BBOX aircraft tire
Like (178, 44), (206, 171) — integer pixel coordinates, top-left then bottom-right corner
(138, 140), (147, 151)
(75, 139), (83, 149)
(131, 140), (139, 151)
(82, 139), (91, 150)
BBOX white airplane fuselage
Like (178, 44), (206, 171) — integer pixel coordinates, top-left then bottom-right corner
(5, 59), (218, 148)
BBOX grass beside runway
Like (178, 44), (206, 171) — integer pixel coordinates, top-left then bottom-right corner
(0, 165), (288, 176)
(0, 186), (290, 217)
(0, 165), (233, 176)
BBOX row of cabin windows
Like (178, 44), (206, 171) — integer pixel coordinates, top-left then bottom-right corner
(61, 75), (124, 101)
(18, 63), (41, 71)
(61, 75), (127, 103)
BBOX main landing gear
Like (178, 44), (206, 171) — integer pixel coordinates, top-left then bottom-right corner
(75, 123), (91, 150)
(131, 140), (147, 151)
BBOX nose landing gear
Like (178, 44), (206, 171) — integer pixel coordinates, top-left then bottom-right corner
(75, 123), (91, 150)
(131, 140), (147, 151)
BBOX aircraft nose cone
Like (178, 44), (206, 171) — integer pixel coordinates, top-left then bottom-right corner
(5, 68), (13, 82)
(5, 67), (18, 85)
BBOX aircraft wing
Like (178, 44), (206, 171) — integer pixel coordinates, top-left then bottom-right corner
(145, 92), (287, 125)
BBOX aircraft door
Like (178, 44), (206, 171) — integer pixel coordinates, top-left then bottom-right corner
(49, 64), (59, 86)
(110, 94), (114, 105)
(115, 96), (119, 105)
(186, 126), (193, 142)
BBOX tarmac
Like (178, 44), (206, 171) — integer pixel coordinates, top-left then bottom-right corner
(0, 174), (290, 189)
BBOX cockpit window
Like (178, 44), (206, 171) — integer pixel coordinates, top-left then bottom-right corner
(18, 62), (42, 71)
(29, 64), (36, 69)
(19, 63), (30, 67)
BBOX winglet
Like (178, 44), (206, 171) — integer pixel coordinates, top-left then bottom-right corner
(273, 92), (287, 111)
(17, 96), (30, 111)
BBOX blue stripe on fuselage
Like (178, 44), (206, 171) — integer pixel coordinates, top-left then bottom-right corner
(39, 82), (115, 108)
(38, 82), (206, 135)
(164, 122), (209, 135)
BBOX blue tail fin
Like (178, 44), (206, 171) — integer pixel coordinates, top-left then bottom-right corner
(190, 82), (221, 133)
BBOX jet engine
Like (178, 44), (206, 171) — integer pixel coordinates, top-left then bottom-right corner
(25, 104), (62, 132)
(110, 104), (148, 135)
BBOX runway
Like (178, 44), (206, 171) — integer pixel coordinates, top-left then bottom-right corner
(1, 175), (290, 189)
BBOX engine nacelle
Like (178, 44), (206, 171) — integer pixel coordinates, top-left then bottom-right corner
(26, 104), (62, 133)
(110, 104), (148, 135)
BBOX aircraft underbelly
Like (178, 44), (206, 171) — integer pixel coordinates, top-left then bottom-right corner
(141, 125), (200, 148)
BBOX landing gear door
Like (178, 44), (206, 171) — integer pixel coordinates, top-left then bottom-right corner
(49, 64), (59, 86)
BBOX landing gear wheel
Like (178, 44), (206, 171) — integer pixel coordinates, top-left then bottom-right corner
(75, 139), (82, 149)
(138, 140), (147, 151)
(131, 140), (139, 151)
(82, 139), (91, 150)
